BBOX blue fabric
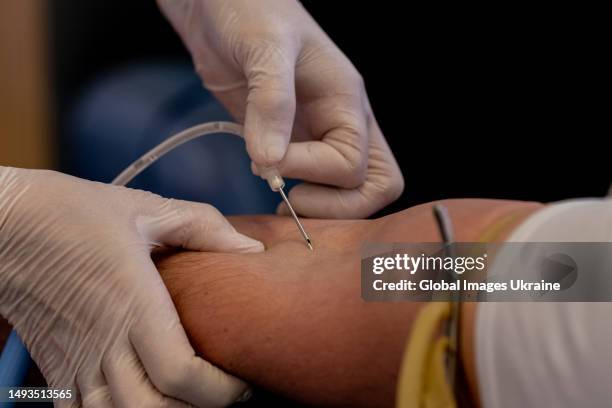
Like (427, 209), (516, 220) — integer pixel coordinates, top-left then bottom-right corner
(0, 331), (31, 407)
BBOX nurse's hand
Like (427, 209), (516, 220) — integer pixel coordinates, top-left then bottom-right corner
(0, 167), (262, 407)
(158, 0), (404, 218)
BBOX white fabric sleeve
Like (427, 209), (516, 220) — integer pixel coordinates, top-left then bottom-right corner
(476, 198), (612, 408)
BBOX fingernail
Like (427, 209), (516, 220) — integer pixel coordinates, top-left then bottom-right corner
(237, 388), (253, 402)
(263, 139), (286, 164)
(235, 234), (265, 253)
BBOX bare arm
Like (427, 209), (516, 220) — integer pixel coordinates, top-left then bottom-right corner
(156, 199), (542, 407)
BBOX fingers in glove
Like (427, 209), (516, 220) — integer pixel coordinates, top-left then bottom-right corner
(277, 125), (403, 219)
(102, 344), (191, 408)
(253, 134), (368, 189)
(137, 196), (264, 253)
(77, 368), (114, 408)
(242, 40), (298, 166)
(129, 299), (249, 407)
(269, 100), (369, 189)
(277, 183), (375, 219)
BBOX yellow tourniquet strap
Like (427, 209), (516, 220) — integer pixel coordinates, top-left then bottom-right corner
(396, 209), (533, 407)
(396, 302), (455, 408)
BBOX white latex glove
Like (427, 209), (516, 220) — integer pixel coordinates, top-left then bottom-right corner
(0, 167), (263, 407)
(158, 0), (404, 218)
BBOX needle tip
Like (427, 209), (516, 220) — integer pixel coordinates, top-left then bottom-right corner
(306, 238), (313, 251)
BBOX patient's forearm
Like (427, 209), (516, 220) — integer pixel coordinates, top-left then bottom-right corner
(157, 229), (419, 407)
(156, 199), (542, 407)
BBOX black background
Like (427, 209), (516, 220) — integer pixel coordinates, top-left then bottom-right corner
(50, 1), (610, 216)
(21, 2), (609, 406)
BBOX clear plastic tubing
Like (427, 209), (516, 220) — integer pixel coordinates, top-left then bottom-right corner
(113, 121), (285, 191)
(114, 121), (253, 186)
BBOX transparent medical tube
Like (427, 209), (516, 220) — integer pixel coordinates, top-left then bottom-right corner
(113, 121), (287, 191)
(113, 121), (245, 186)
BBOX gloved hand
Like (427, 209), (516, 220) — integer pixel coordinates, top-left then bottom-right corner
(158, 0), (404, 218)
(0, 167), (263, 407)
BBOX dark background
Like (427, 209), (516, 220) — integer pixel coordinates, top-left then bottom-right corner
(5, 2), (608, 406)
(50, 1), (610, 214)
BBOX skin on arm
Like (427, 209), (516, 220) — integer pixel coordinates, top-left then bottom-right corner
(155, 199), (542, 407)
